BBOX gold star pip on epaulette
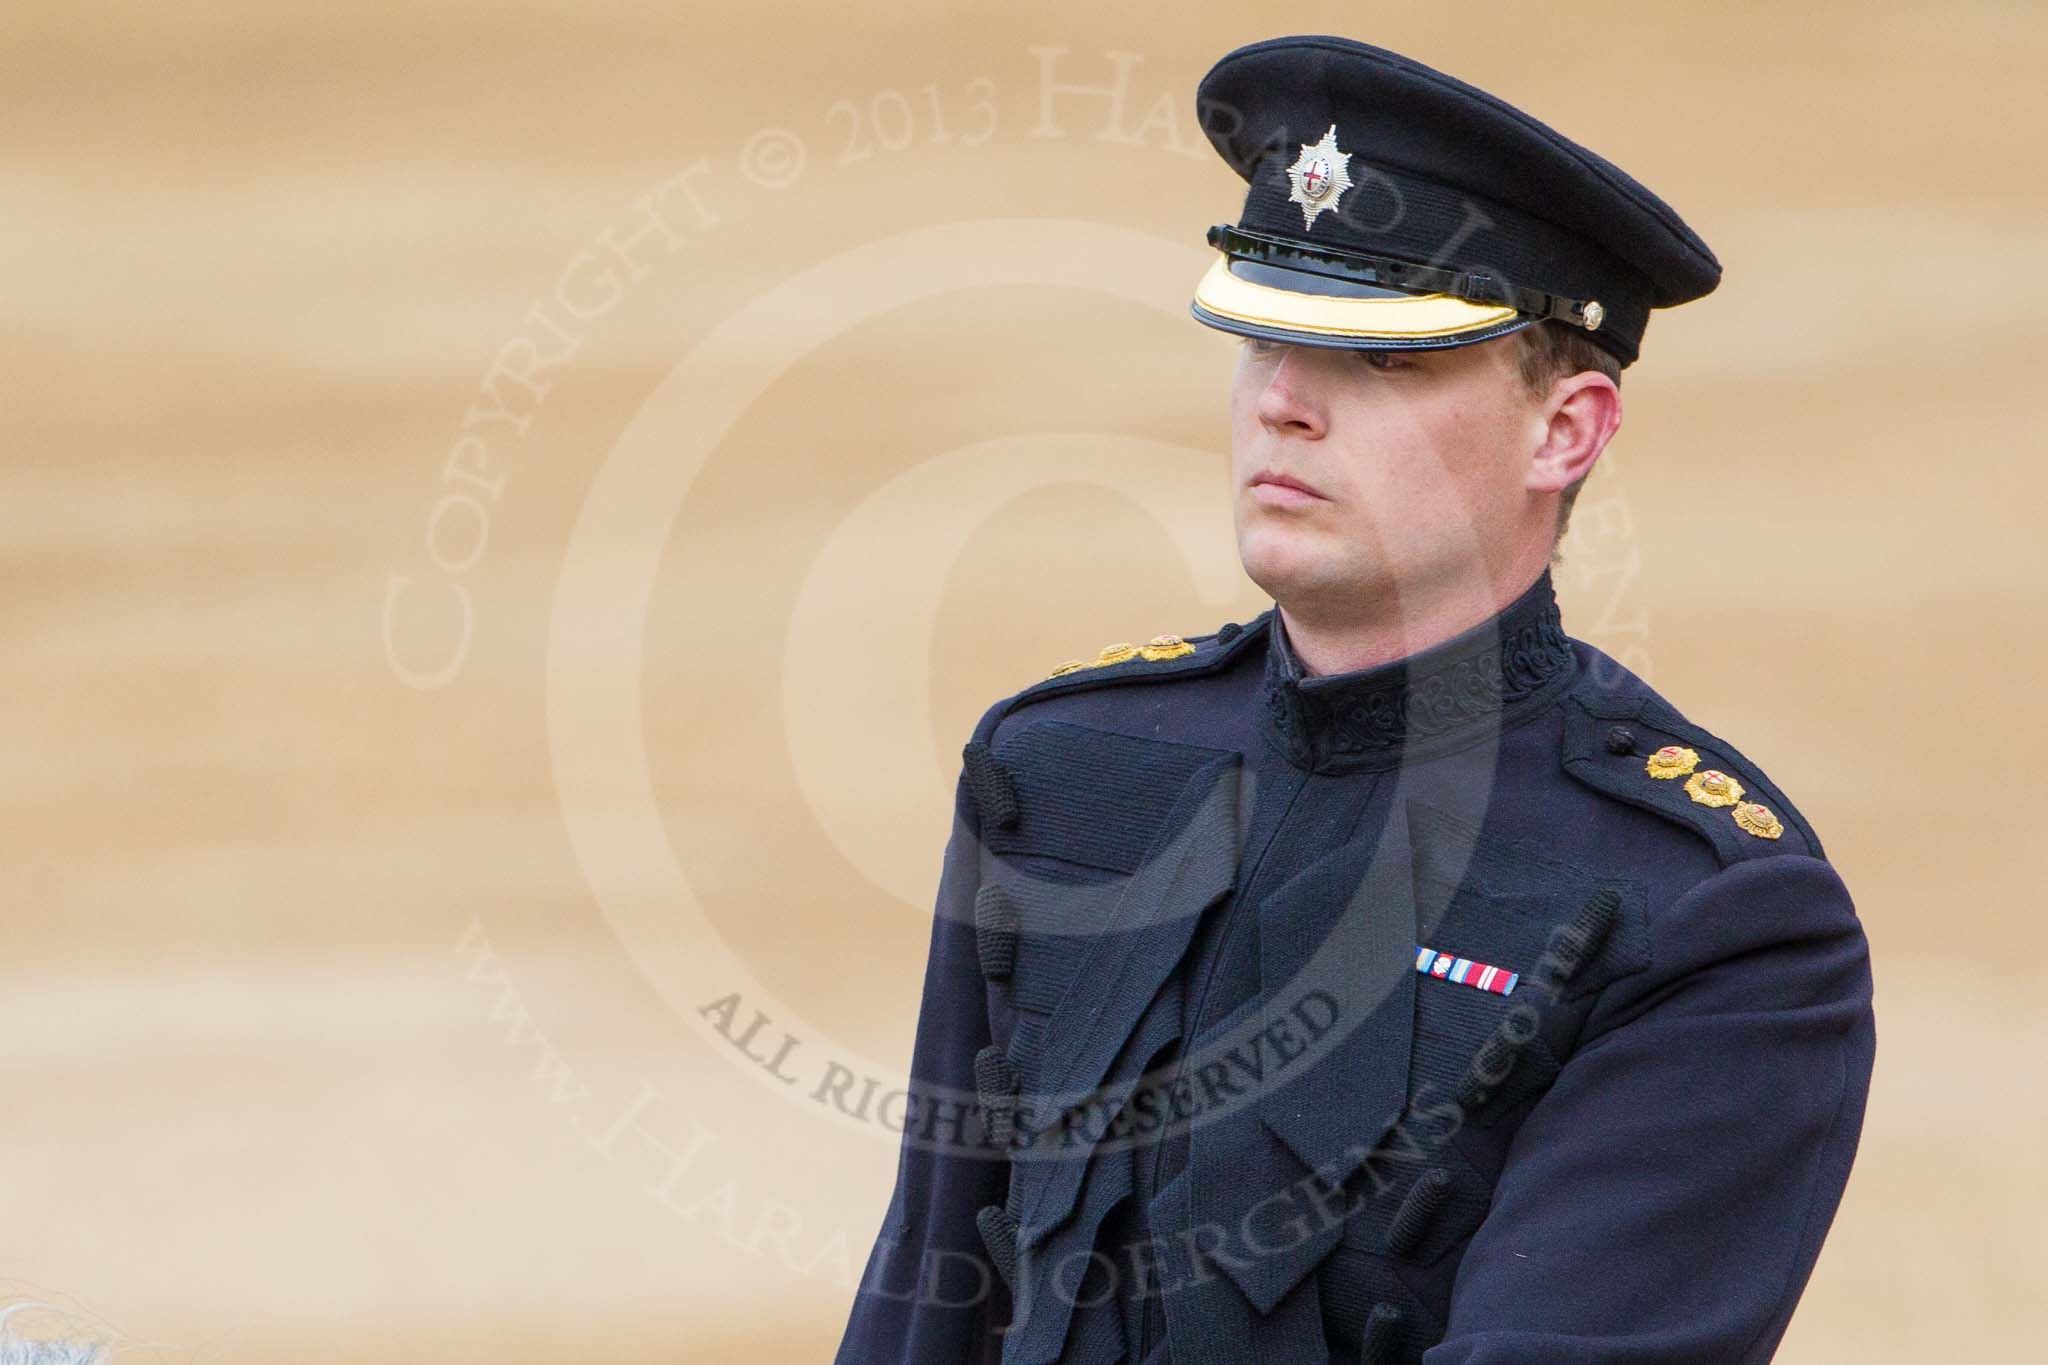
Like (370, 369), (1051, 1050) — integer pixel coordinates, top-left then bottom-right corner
(1644, 745), (1698, 779)
(1043, 633), (1193, 680)
(1684, 769), (1744, 808)
(1139, 633), (1193, 661)
(1732, 801), (1784, 839)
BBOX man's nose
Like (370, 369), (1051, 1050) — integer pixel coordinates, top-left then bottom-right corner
(1255, 347), (1328, 438)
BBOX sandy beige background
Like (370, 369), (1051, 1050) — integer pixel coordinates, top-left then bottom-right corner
(8, 1), (2042, 1360)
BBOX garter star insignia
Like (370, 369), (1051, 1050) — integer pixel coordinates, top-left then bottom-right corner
(1644, 745), (1698, 779)
(1285, 124), (1356, 230)
(1732, 801), (1784, 839)
(1685, 769), (1745, 808)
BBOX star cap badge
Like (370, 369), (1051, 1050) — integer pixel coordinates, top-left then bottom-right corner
(1285, 124), (1357, 230)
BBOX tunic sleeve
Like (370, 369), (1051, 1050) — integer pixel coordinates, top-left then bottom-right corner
(1425, 854), (1877, 1364)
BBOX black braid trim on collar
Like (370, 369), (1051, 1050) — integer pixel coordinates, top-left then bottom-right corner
(1260, 574), (1577, 773)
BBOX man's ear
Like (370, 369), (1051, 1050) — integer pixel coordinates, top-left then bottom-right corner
(1527, 372), (1622, 493)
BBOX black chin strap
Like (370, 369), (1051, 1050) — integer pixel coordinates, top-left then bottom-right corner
(1207, 224), (1605, 331)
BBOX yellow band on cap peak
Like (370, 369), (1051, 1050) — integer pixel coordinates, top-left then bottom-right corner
(1192, 257), (1521, 340)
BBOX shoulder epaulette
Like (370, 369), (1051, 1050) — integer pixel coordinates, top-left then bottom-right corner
(1560, 691), (1823, 864)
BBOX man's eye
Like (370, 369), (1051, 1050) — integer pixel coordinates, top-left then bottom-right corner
(1357, 350), (1409, 370)
(1241, 336), (1283, 356)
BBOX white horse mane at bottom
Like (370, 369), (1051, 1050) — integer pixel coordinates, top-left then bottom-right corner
(0, 1303), (105, 1365)
(0, 1343), (102, 1365)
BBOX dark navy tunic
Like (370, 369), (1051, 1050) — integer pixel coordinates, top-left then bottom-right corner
(834, 570), (1876, 1364)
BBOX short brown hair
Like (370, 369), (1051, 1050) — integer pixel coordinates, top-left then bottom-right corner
(1514, 321), (1622, 559)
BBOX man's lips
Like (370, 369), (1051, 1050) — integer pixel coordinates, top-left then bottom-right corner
(1249, 469), (1328, 501)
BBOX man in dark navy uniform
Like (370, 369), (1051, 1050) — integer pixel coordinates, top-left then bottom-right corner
(835, 34), (1875, 1365)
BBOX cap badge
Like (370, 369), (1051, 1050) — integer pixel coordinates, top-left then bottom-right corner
(1685, 769), (1745, 808)
(1286, 124), (1356, 230)
(1644, 745), (1699, 779)
(1732, 801), (1784, 840)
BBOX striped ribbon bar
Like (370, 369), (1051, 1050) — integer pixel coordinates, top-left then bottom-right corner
(1413, 944), (1519, 996)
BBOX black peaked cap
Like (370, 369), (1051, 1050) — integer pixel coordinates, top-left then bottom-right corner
(1189, 35), (1723, 366)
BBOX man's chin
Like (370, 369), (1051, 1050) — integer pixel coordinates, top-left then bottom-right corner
(1238, 533), (1368, 605)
